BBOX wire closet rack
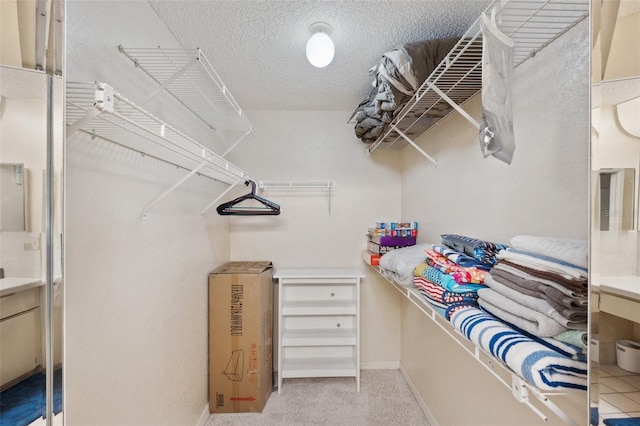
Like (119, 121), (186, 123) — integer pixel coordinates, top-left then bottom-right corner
(66, 80), (256, 217)
(117, 46), (253, 140)
(365, 0), (589, 163)
(368, 263), (584, 426)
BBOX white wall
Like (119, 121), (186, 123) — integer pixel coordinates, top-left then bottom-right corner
(396, 18), (590, 425)
(401, 34), (589, 243)
(66, 2), (231, 424)
(228, 110), (404, 365)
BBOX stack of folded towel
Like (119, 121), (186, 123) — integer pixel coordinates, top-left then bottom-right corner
(413, 234), (507, 319)
(477, 235), (588, 342)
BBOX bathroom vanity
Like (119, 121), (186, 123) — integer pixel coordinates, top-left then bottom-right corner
(0, 278), (43, 388)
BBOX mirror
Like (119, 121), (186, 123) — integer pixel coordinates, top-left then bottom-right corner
(0, 163), (28, 232)
(595, 168), (635, 231)
(591, 1), (640, 425)
(0, 69), (64, 425)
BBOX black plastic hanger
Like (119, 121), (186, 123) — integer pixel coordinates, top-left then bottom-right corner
(216, 180), (281, 216)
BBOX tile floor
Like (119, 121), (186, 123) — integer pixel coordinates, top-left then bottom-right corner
(596, 364), (640, 425)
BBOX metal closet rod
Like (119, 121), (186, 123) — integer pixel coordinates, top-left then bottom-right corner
(76, 129), (236, 184)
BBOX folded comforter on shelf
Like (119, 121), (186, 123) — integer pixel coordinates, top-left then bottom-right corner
(352, 37), (459, 144)
(451, 307), (588, 391)
(378, 243), (434, 286)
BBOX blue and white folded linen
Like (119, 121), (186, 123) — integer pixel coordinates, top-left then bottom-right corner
(450, 307), (588, 391)
(509, 235), (587, 269)
(441, 234), (508, 266)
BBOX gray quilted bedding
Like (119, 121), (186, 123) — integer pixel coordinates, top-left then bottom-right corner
(352, 37), (459, 144)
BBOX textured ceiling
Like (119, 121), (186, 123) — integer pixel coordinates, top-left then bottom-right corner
(148, 0), (491, 111)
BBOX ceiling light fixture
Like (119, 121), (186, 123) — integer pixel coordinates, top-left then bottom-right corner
(306, 22), (334, 68)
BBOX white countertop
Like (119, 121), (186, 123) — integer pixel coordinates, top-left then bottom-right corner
(592, 274), (640, 301)
(0, 277), (44, 296)
(274, 268), (364, 279)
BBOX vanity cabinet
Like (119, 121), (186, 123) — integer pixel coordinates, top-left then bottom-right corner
(274, 269), (363, 394)
(596, 276), (640, 323)
(0, 287), (41, 387)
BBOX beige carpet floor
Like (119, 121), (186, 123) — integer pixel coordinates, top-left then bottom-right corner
(206, 369), (429, 426)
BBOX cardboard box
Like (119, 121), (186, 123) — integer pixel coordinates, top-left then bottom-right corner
(362, 250), (381, 266)
(209, 261), (273, 413)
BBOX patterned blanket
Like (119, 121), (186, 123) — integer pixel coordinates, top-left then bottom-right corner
(424, 249), (487, 284)
(414, 263), (487, 293)
(441, 234), (508, 266)
(432, 245), (492, 271)
(414, 277), (478, 320)
(450, 307), (588, 391)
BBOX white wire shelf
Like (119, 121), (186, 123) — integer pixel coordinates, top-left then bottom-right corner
(66, 81), (257, 217)
(258, 181), (335, 190)
(117, 46), (254, 136)
(258, 181), (336, 215)
(366, 0), (589, 159)
(365, 262), (583, 425)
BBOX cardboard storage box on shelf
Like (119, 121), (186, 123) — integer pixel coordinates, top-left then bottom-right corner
(362, 250), (381, 266)
(209, 261), (273, 413)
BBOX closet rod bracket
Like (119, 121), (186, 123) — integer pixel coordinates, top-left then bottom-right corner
(66, 82), (114, 136)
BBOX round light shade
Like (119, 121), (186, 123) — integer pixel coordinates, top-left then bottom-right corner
(306, 31), (334, 68)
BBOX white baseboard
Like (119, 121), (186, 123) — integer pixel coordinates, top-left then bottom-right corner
(399, 362), (438, 426)
(196, 403), (210, 426)
(360, 361), (400, 370)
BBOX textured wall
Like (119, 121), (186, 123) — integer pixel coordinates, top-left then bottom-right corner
(227, 110), (404, 366)
(65, 2), (229, 424)
(401, 23), (589, 244)
(397, 17), (590, 425)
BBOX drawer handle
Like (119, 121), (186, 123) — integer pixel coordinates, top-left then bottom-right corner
(0, 293), (16, 299)
(336, 323), (341, 328)
(330, 292), (335, 297)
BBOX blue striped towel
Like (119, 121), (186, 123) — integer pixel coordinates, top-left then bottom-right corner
(450, 307), (587, 391)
